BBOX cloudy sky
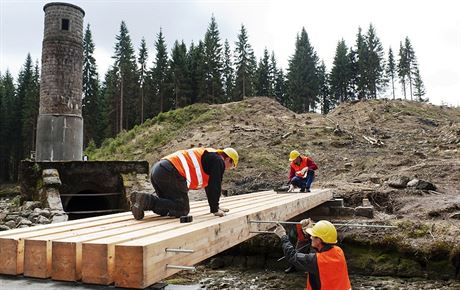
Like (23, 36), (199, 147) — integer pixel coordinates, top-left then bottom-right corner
(1, 0), (459, 106)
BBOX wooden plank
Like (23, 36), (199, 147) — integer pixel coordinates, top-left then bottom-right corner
(81, 191), (279, 284)
(0, 190), (235, 276)
(114, 189), (332, 288)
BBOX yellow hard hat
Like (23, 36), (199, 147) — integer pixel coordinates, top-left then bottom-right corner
(305, 220), (337, 244)
(223, 147), (239, 167)
(289, 150), (300, 161)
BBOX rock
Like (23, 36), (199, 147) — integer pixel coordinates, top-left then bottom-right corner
(33, 208), (51, 218)
(415, 180), (437, 191)
(5, 220), (16, 228)
(5, 214), (19, 222)
(407, 179), (419, 187)
(52, 214), (68, 223)
(344, 162), (353, 168)
(42, 169), (62, 187)
(388, 176), (410, 189)
(0, 225), (10, 231)
(22, 201), (42, 211)
(449, 213), (460, 220)
(36, 215), (51, 224)
(17, 217), (32, 226)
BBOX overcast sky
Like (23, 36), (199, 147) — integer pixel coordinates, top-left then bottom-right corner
(1, 0), (459, 106)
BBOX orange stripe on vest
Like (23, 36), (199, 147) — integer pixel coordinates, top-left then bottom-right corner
(307, 246), (351, 290)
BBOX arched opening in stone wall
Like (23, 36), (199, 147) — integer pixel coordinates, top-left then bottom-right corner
(63, 190), (124, 220)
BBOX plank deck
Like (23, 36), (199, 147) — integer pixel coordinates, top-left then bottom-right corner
(0, 189), (332, 288)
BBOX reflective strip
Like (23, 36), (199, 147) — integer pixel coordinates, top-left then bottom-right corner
(187, 149), (203, 188)
(177, 152), (191, 188)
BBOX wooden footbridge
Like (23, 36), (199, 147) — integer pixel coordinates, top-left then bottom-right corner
(0, 189), (332, 289)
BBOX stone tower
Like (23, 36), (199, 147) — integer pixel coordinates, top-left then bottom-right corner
(35, 2), (85, 161)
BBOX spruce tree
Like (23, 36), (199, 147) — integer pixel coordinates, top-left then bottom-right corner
(317, 61), (331, 114)
(397, 41), (408, 99)
(413, 67), (426, 102)
(137, 37), (148, 123)
(112, 21), (139, 132)
(0, 71), (17, 181)
(404, 37), (417, 100)
(274, 68), (287, 106)
(365, 24), (385, 99)
(286, 27), (319, 113)
(268, 52), (278, 98)
(149, 28), (169, 115)
(386, 47), (396, 99)
(82, 24), (103, 146)
(234, 24), (256, 100)
(187, 41), (206, 104)
(170, 40), (189, 108)
(203, 16), (224, 103)
(222, 39), (234, 102)
(354, 27), (368, 99)
(17, 54), (39, 160)
(255, 48), (270, 96)
(330, 39), (352, 103)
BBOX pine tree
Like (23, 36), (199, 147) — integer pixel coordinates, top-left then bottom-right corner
(112, 21), (139, 132)
(413, 67), (426, 102)
(255, 48), (270, 96)
(204, 16), (224, 103)
(317, 61), (331, 114)
(330, 39), (352, 103)
(222, 39), (234, 102)
(234, 24), (256, 101)
(137, 37), (148, 123)
(82, 24), (103, 146)
(170, 40), (189, 108)
(286, 27), (319, 113)
(101, 68), (119, 137)
(386, 47), (396, 99)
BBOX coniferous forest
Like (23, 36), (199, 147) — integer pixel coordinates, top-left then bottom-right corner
(0, 18), (426, 182)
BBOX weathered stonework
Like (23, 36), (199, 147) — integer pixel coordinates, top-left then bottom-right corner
(36, 3), (85, 161)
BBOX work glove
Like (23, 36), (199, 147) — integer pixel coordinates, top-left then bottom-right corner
(219, 207), (230, 212)
(300, 167), (308, 175)
(300, 218), (313, 229)
(274, 223), (287, 238)
(213, 209), (226, 217)
(287, 184), (295, 192)
(300, 218), (313, 235)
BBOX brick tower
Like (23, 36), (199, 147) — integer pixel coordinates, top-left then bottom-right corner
(35, 2), (85, 161)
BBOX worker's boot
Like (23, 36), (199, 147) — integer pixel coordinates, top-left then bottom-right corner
(130, 191), (157, 220)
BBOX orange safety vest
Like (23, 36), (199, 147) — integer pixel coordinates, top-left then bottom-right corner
(291, 156), (309, 177)
(307, 246), (351, 290)
(163, 148), (216, 190)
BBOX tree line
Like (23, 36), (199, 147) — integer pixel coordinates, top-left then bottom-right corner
(0, 18), (425, 182)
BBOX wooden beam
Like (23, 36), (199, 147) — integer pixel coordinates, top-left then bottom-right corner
(114, 189), (332, 288)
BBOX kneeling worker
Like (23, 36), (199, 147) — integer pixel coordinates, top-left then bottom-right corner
(275, 220), (351, 290)
(131, 147), (238, 219)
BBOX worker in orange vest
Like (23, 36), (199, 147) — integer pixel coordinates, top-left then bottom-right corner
(274, 220), (351, 290)
(288, 150), (318, 193)
(130, 147), (238, 219)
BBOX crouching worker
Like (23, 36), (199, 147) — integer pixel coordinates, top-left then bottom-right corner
(288, 150), (318, 192)
(130, 147), (238, 219)
(274, 220), (351, 290)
